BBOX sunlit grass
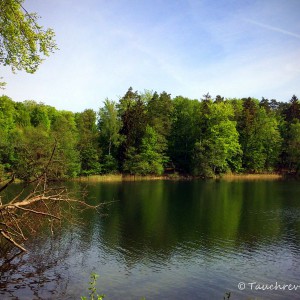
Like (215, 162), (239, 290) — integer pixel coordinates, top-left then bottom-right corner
(73, 174), (123, 182)
(73, 174), (170, 182)
(73, 172), (284, 182)
(221, 173), (283, 181)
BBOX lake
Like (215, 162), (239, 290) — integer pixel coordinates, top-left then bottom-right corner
(1, 179), (300, 299)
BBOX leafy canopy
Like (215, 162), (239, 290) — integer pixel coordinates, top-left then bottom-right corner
(0, 0), (57, 73)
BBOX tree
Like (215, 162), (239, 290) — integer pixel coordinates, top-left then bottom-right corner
(214, 95), (224, 103)
(98, 99), (120, 156)
(147, 91), (173, 154)
(0, 158), (99, 252)
(123, 125), (166, 175)
(98, 99), (120, 173)
(14, 101), (31, 127)
(50, 111), (80, 178)
(0, 0), (57, 73)
(118, 88), (147, 170)
(238, 98), (281, 172)
(285, 95), (300, 123)
(10, 126), (54, 181)
(192, 101), (242, 177)
(0, 96), (16, 173)
(29, 102), (51, 129)
(75, 109), (101, 175)
(168, 96), (200, 173)
(0, 2), (98, 254)
(286, 120), (300, 174)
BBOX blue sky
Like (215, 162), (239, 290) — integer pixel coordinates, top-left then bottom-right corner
(1, 0), (300, 112)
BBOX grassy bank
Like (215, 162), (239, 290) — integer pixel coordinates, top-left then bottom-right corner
(220, 173), (283, 181)
(72, 172), (284, 182)
(72, 174), (172, 182)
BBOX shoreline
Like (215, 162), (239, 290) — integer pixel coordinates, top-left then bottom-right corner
(72, 173), (284, 182)
(219, 173), (283, 181)
(0, 172), (287, 184)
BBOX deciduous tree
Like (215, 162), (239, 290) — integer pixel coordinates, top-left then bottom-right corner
(0, 0), (57, 73)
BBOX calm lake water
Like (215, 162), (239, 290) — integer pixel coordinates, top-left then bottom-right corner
(1, 179), (300, 299)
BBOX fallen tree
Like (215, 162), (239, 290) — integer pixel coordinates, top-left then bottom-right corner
(0, 144), (99, 252)
(0, 174), (99, 253)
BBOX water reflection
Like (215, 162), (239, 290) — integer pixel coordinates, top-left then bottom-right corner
(1, 179), (300, 299)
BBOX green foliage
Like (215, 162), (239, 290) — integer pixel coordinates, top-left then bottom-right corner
(287, 120), (300, 174)
(0, 90), (300, 179)
(192, 102), (242, 177)
(0, 96), (19, 172)
(168, 96), (200, 173)
(118, 88), (147, 168)
(238, 99), (282, 172)
(81, 273), (105, 300)
(14, 101), (31, 127)
(0, 98), (80, 179)
(98, 99), (120, 156)
(0, 0), (57, 73)
(11, 126), (54, 181)
(101, 154), (118, 174)
(123, 126), (165, 175)
(98, 99), (120, 173)
(30, 103), (51, 129)
(51, 111), (80, 177)
(76, 109), (101, 175)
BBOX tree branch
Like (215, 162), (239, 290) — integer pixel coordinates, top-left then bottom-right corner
(0, 174), (15, 193)
(0, 230), (27, 252)
(15, 205), (61, 220)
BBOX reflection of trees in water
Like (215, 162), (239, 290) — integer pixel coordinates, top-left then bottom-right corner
(98, 180), (300, 269)
(2, 180), (300, 298)
(0, 227), (78, 299)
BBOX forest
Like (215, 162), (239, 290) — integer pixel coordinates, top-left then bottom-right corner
(0, 88), (300, 181)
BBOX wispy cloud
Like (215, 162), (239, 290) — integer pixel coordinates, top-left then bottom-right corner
(244, 19), (300, 39)
(2, 0), (300, 111)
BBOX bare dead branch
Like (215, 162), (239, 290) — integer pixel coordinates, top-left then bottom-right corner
(0, 176), (100, 252)
(0, 174), (15, 193)
(1, 230), (27, 252)
(0, 142), (100, 253)
(15, 206), (61, 220)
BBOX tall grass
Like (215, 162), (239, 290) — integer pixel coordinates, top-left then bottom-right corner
(73, 173), (283, 182)
(220, 173), (283, 181)
(73, 174), (170, 182)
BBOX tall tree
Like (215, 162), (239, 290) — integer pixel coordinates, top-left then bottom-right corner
(98, 99), (120, 173)
(193, 101), (242, 177)
(75, 109), (101, 175)
(10, 126), (53, 181)
(51, 111), (80, 178)
(281, 95), (300, 172)
(147, 91), (173, 168)
(238, 98), (281, 172)
(0, 96), (16, 173)
(98, 99), (120, 156)
(118, 88), (147, 170)
(285, 95), (300, 123)
(168, 96), (200, 173)
(286, 120), (300, 174)
(123, 125), (165, 175)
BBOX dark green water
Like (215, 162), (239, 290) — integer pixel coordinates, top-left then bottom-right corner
(1, 179), (300, 299)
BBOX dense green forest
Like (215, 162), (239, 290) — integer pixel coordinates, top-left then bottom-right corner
(0, 88), (300, 180)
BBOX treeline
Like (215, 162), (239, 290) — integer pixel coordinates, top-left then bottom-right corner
(0, 88), (300, 180)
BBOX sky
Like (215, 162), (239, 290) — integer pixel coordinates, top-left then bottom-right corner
(1, 0), (300, 112)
